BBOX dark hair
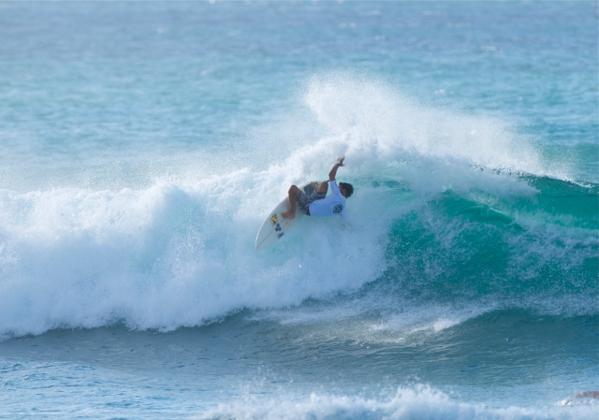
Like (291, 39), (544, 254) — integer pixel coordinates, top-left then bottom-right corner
(339, 182), (354, 198)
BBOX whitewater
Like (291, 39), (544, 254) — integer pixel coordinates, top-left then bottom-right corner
(1, 1), (597, 418)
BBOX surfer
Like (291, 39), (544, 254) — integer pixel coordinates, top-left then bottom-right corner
(281, 157), (354, 219)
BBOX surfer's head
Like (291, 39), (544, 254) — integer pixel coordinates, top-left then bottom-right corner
(339, 182), (354, 198)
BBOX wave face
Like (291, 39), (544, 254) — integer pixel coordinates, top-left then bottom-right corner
(0, 76), (597, 339)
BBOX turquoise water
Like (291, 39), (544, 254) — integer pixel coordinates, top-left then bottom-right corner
(1, 1), (598, 418)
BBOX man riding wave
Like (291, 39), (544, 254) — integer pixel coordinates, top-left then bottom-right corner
(281, 157), (354, 219)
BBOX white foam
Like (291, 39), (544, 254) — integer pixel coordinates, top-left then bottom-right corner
(199, 385), (596, 420)
(0, 177), (390, 338)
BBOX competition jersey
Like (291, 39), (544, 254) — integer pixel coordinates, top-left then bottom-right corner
(308, 180), (346, 217)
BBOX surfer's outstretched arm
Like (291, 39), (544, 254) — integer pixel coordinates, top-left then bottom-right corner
(328, 157), (344, 181)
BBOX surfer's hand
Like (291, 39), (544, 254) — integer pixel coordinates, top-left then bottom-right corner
(329, 158), (344, 181)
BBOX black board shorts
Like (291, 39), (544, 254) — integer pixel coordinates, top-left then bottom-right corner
(298, 182), (326, 216)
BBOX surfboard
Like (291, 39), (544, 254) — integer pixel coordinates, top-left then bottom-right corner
(254, 197), (303, 249)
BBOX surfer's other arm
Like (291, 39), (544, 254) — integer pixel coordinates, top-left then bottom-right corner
(328, 157), (344, 181)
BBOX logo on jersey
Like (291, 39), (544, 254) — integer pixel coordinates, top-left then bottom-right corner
(333, 204), (343, 214)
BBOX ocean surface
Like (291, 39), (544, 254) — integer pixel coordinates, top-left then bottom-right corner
(1, 1), (598, 418)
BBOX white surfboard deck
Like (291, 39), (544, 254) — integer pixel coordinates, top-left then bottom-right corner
(255, 196), (304, 249)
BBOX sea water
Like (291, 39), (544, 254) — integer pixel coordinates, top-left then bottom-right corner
(0, 1), (598, 418)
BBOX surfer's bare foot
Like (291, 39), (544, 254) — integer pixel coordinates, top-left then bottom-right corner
(281, 210), (295, 219)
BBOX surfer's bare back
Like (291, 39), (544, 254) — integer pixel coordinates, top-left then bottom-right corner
(281, 158), (354, 219)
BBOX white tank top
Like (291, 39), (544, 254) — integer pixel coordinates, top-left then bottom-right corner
(308, 180), (345, 217)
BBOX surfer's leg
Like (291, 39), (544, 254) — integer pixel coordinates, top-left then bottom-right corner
(282, 185), (301, 219)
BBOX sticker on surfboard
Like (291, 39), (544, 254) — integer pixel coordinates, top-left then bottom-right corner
(254, 198), (301, 249)
(255, 184), (314, 249)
